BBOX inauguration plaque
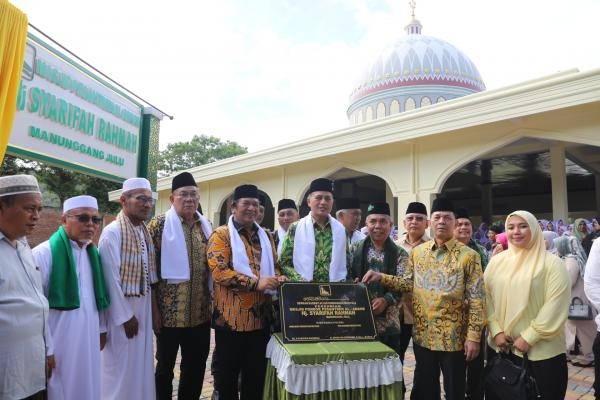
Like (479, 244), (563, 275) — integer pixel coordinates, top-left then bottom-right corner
(279, 282), (377, 343)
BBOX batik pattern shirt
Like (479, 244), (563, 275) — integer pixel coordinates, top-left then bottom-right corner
(279, 219), (348, 282)
(395, 232), (430, 324)
(468, 238), (489, 270)
(207, 222), (279, 332)
(349, 240), (409, 336)
(381, 238), (485, 351)
(147, 214), (211, 328)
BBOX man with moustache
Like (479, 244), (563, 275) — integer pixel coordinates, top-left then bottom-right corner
(336, 197), (365, 246)
(147, 172), (213, 400)
(363, 197), (484, 400)
(274, 198), (299, 256)
(207, 184), (282, 399)
(0, 175), (50, 400)
(394, 202), (429, 362)
(453, 207), (488, 400)
(33, 195), (110, 400)
(99, 178), (158, 400)
(350, 202), (408, 356)
(279, 178), (348, 283)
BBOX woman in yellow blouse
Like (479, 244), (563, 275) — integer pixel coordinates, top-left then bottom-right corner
(484, 210), (571, 400)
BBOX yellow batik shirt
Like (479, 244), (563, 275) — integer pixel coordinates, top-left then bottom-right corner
(381, 238), (485, 351)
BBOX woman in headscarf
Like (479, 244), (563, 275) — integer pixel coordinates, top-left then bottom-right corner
(572, 218), (590, 243)
(484, 210), (571, 400)
(475, 222), (489, 247)
(490, 232), (508, 258)
(542, 230), (559, 253)
(555, 235), (596, 367)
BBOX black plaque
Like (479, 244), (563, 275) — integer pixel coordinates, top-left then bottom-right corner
(279, 282), (377, 343)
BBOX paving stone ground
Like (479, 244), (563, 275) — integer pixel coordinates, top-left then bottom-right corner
(164, 331), (596, 399)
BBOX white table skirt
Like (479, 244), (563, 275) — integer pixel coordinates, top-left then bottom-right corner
(266, 336), (403, 396)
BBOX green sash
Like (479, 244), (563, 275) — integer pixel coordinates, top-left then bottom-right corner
(48, 226), (110, 311)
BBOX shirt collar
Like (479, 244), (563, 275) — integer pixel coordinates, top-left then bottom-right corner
(0, 230), (24, 248)
(232, 218), (257, 234)
(178, 212), (201, 224)
(311, 215), (331, 228)
(430, 237), (458, 251)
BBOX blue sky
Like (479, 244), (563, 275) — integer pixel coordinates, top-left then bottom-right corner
(10, 0), (600, 152)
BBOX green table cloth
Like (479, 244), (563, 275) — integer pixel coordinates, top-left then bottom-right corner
(263, 333), (403, 399)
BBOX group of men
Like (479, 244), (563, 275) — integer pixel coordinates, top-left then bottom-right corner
(1, 172), (486, 400)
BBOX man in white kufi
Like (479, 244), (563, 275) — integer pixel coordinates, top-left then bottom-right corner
(33, 195), (110, 400)
(99, 178), (158, 400)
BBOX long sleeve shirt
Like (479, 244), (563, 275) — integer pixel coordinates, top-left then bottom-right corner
(486, 251), (570, 361)
(279, 219), (349, 282)
(379, 238), (485, 351)
(395, 232), (430, 324)
(147, 214), (211, 328)
(207, 222), (280, 332)
(349, 238), (409, 336)
(584, 239), (600, 331)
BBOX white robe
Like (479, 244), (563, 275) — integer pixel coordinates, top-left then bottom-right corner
(98, 222), (156, 400)
(32, 239), (106, 400)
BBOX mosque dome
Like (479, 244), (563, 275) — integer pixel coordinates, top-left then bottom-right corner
(347, 16), (486, 125)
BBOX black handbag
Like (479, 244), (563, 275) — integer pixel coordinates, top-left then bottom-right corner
(568, 296), (594, 320)
(484, 352), (540, 400)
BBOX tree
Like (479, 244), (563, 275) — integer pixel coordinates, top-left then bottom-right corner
(157, 135), (247, 176)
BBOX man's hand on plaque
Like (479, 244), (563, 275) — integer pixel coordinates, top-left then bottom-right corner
(277, 275), (288, 283)
(371, 297), (387, 316)
(361, 270), (382, 284)
(257, 276), (280, 292)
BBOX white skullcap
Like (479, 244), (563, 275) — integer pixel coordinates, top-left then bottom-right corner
(63, 195), (98, 213)
(0, 174), (41, 197)
(122, 177), (151, 193)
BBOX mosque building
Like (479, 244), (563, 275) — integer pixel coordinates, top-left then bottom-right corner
(347, 10), (485, 125)
(148, 9), (600, 230)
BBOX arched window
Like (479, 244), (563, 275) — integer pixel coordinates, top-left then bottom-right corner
(376, 102), (386, 118)
(365, 106), (374, 121)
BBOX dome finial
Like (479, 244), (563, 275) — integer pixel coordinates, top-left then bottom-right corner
(405, 0), (422, 35)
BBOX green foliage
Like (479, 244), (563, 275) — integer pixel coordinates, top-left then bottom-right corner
(157, 134), (247, 176)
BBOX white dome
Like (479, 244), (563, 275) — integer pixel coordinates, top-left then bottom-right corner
(347, 19), (485, 125)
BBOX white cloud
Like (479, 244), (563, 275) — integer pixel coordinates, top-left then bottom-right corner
(9, 0), (600, 153)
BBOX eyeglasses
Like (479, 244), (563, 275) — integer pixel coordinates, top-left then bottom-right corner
(132, 195), (156, 205)
(68, 214), (102, 224)
(175, 191), (198, 199)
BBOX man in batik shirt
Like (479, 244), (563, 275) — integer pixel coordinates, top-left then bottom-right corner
(453, 207), (488, 400)
(362, 197), (484, 400)
(350, 202), (408, 355)
(147, 172), (213, 400)
(207, 184), (282, 400)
